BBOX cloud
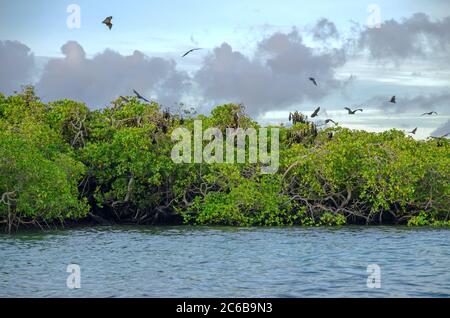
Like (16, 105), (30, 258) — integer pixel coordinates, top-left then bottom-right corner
(431, 120), (450, 137)
(311, 18), (339, 42)
(367, 92), (450, 114)
(358, 13), (450, 60)
(2, 12), (448, 133)
(0, 40), (35, 94)
(36, 41), (190, 108)
(194, 29), (346, 115)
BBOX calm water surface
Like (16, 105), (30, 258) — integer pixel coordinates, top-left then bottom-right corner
(0, 226), (449, 297)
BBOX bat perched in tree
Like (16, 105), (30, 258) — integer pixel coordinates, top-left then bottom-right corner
(133, 89), (150, 103)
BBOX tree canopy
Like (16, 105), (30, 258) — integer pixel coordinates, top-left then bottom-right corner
(1, 87), (449, 232)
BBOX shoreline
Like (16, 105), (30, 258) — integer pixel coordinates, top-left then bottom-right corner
(2, 220), (450, 234)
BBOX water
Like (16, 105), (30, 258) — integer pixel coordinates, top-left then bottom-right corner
(0, 226), (449, 297)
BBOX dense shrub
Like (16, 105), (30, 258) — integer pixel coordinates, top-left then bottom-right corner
(0, 87), (449, 231)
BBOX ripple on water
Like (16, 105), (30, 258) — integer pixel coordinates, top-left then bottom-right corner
(0, 226), (449, 297)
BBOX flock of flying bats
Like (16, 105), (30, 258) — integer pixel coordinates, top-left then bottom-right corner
(298, 81), (442, 136)
(101, 16), (448, 139)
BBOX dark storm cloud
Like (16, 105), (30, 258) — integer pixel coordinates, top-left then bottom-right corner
(368, 92), (450, 114)
(194, 29), (346, 115)
(311, 18), (339, 42)
(36, 41), (190, 108)
(358, 13), (450, 60)
(0, 40), (35, 94)
(431, 120), (450, 137)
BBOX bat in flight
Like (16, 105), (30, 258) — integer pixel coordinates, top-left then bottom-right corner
(182, 48), (202, 57)
(102, 16), (113, 30)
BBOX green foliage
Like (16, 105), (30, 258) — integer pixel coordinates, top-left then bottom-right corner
(0, 123), (88, 231)
(281, 128), (450, 225)
(318, 213), (347, 226)
(407, 211), (450, 227)
(45, 99), (90, 147)
(0, 87), (449, 231)
(183, 171), (296, 226)
(206, 103), (257, 131)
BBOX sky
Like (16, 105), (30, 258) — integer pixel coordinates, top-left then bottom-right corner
(0, 0), (449, 139)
